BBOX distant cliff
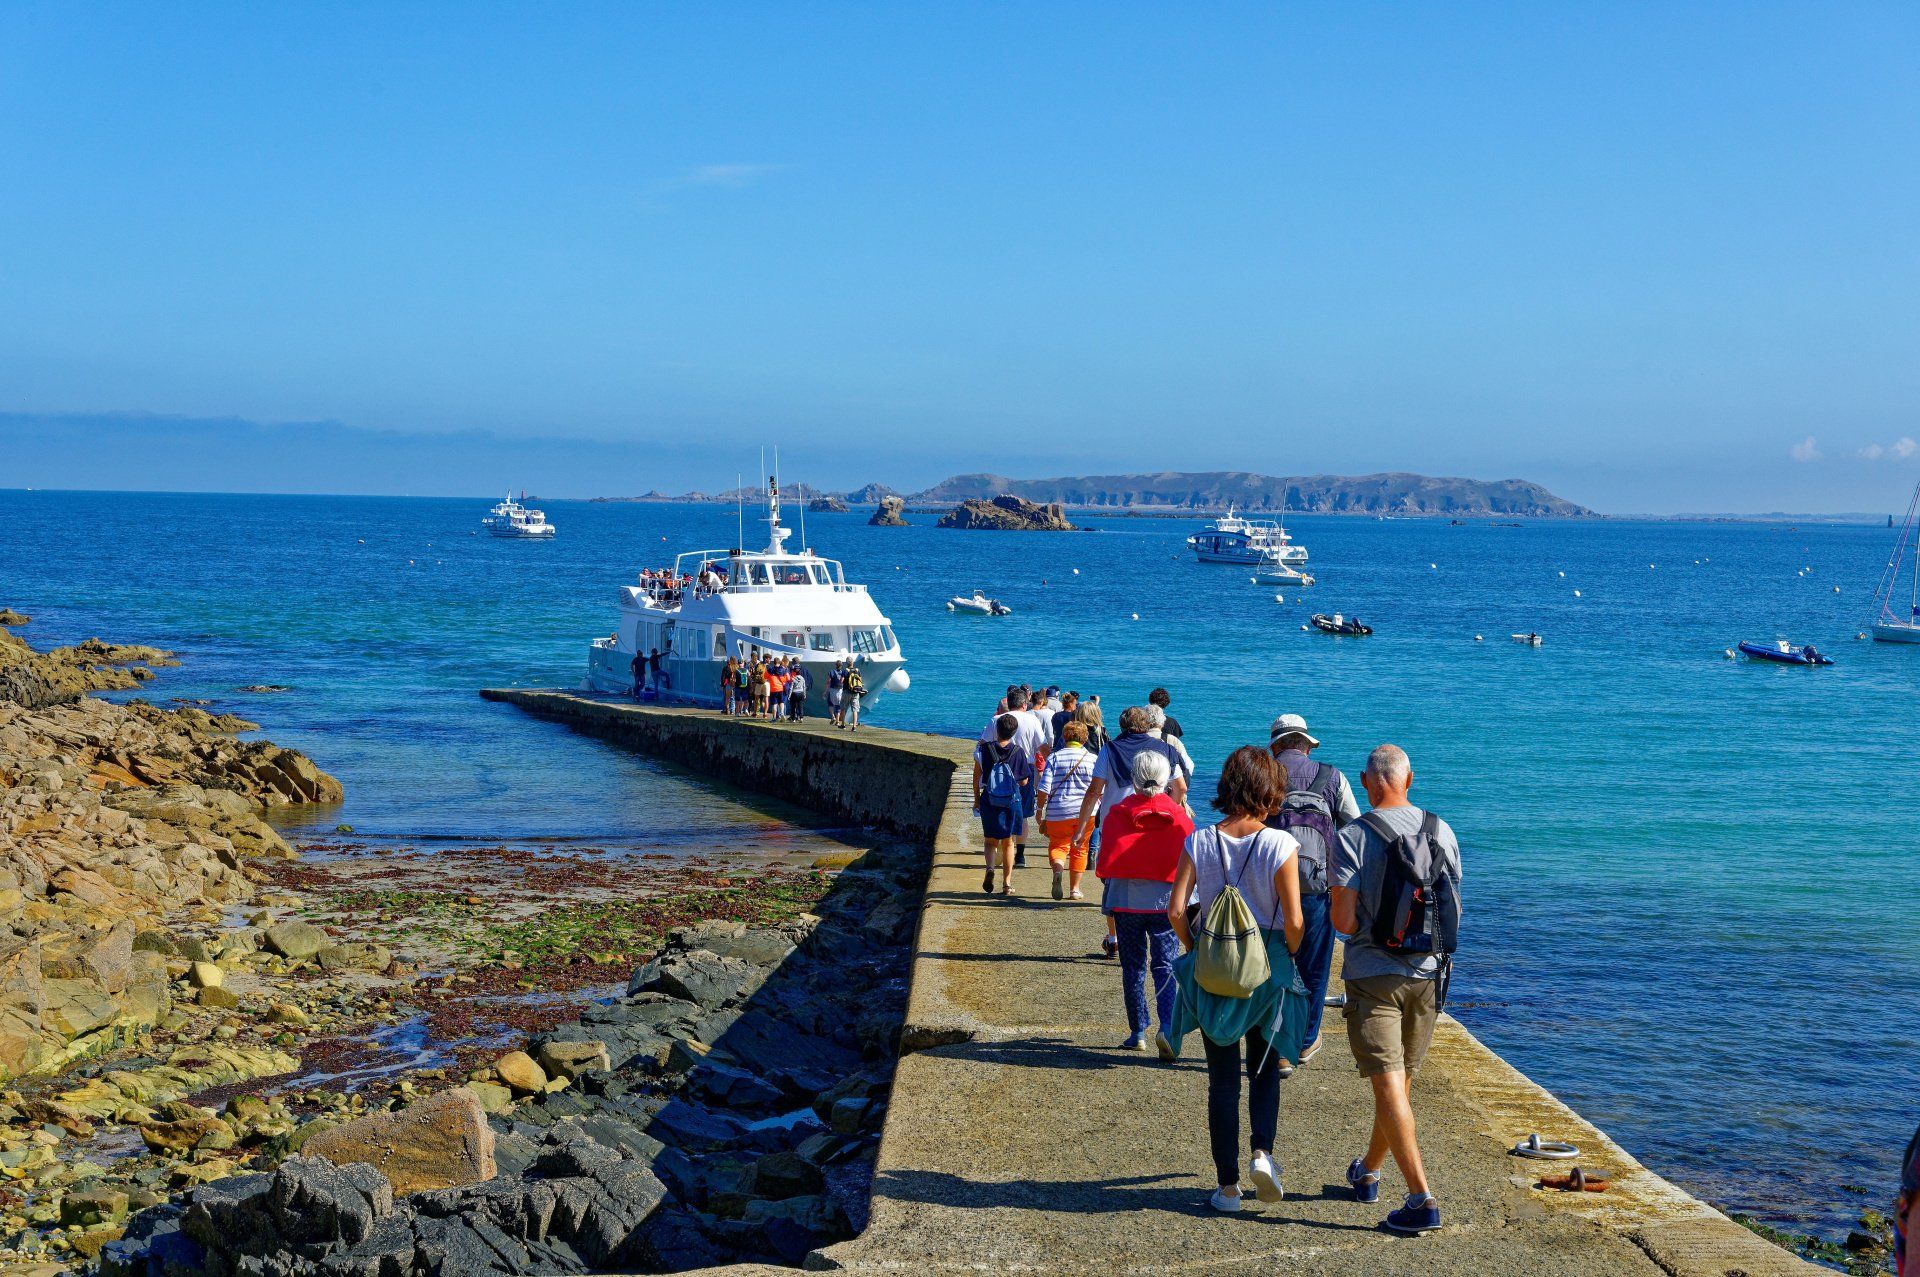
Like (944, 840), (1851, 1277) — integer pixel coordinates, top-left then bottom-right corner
(594, 470), (1594, 517)
(911, 471), (1593, 517)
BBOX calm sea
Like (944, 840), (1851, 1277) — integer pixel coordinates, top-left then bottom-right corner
(2, 488), (1914, 1241)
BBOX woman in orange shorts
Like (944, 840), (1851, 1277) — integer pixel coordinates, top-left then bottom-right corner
(1036, 721), (1099, 899)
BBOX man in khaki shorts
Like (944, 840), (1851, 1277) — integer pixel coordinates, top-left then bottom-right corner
(1330, 744), (1463, 1236)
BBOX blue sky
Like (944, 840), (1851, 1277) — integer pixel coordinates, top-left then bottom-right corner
(3, 3), (1918, 512)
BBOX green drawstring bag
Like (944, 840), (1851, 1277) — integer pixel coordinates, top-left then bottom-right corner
(1193, 828), (1270, 998)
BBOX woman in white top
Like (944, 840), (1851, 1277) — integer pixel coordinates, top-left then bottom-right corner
(1169, 746), (1306, 1214)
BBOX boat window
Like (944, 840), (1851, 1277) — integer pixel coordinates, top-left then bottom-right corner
(806, 563), (831, 584)
(748, 563), (773, 587)
(695, 630), (709, 660)
(809, 631), (836, 651)
(775, 563), (810, 586)
(781, 630), (805, 650)
(879, 626), (896, 650)
(849, 628), (881, 655)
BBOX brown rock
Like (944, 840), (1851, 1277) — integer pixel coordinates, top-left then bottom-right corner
(137, 1114), (227, 1153)
(41, 978), (117, 1039)
(262, 921), (329, 960)
(493, 1050), (547, 1095)
(302, 1088), (496, 1195)
(536, 1039), (611, 1081)
(196, 986), (241, 1009)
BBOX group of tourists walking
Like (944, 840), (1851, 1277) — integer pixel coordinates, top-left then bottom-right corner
(970, 685), (1464, 1233)
(710, 653), (864, 727)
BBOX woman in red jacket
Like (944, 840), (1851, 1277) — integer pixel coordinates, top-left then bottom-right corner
(1096, 749), (1194, 1057)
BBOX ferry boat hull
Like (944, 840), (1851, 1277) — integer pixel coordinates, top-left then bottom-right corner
(486, 523), (556, 539)
(587, 642), (907, 714)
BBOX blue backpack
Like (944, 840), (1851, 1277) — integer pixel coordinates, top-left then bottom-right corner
(982, 746), (1022, 809)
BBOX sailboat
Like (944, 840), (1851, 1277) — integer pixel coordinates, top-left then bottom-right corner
(1871, 479), (1920, 643)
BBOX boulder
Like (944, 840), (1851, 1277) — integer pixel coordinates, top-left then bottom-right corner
(196, 985), (241, 1009)
(189, 961), (223, 989)
(41, 977), (117, 1039)
(628, 950), (765, 1008)
(462, 1081), (512, 1114)
(302, 1088), (496, 1196)
(315, 941), (391, 972)
(536, 1039), (611, 1081)
(806, 496), (849, 513)
(61, 1186), (129, 1226)
(493, 1050), (547, 1095)
(262, 920), (329, 960)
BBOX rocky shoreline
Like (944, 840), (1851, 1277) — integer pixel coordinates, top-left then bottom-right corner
(0, 613), (921, 1274)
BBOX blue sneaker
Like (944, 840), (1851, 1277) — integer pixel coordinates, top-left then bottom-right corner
(1119, 1032), (1147, 1052)
(1347, 1158), (1380, 1203)
(1383, 1194), (1441, 1235)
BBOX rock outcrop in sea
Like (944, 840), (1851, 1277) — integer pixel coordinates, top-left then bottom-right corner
(867, 496), (908, 527)
(935, 494), (1076, 531)
(805, 496), (848, 513)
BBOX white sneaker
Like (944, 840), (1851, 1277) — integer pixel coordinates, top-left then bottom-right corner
(1248, 1153), (1283, 1203)
(1208, 1187), (1243, 1213)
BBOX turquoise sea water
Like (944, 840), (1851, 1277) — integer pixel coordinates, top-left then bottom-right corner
(2, 488), (1915, 1241)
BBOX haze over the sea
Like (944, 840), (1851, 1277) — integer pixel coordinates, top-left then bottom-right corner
(4, 5), (1919, 512)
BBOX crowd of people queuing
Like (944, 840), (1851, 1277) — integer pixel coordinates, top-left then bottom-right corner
(971, 683), (1464, 1233)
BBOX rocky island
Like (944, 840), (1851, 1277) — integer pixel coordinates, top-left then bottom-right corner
(805, 496), (848, 513)
(934, 495), (1076, 531)
(597, 470), (1594, 518)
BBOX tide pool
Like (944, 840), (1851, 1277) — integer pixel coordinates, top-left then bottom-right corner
(2, 487), (1914, 1242)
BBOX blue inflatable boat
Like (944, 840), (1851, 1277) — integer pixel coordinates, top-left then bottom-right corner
(1737, 640), (1832, 666)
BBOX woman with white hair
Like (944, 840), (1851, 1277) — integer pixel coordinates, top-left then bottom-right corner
(1094, 748), (1195, 1055)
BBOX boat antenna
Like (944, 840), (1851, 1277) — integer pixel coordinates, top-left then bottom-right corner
(797, 471), (809, 552)
(736, 473), (744, 551)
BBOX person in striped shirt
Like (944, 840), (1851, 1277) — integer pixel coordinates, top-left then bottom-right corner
(1037, 721), (1100, 899)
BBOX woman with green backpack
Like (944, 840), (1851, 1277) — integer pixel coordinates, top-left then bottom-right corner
(1168, 745), (1308, 1214)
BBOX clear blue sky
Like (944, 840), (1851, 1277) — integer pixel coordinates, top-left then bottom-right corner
(3, 3), (1918, 512)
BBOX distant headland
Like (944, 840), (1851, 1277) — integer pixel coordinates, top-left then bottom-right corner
(590, 470), (1596, 518)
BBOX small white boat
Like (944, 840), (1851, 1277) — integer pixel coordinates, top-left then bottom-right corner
(1510, 632), (1543, 646)
(948, 591), (1012, 617)
(483, 491), (556, 538)
(1253, 557), (1315, 587)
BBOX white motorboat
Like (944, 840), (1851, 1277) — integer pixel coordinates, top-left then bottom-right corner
(947, 591), (1012, 617)
(1187, 506), (1308, 565)
(1871, 479), (1920, 643)
(585, 476), (908, 711)
(483, 492), (556, 538)
(1252, 559), (1315, 587)
(1510, 632), (1543, 646)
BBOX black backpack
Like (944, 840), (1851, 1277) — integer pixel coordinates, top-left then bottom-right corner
(1268, 763), (1342, 895)
(1359, 810), (1459, 957)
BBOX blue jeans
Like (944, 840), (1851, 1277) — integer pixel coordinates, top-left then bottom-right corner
(1113, 912), (1177, 1035)
(1204, 1026), (1282, 1187)
(1297, 890), (1335, 1046)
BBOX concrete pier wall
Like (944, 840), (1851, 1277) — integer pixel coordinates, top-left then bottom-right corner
(478, 689), (967, 841)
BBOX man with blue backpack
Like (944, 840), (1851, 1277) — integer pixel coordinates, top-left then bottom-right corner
(973, 713), (1036, 895)
(1331, 743), (1462, 1237)
(1265, 713), (1360, 1076)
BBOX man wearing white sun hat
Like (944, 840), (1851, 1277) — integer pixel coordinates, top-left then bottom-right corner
(1265, 713), (1359, 1075)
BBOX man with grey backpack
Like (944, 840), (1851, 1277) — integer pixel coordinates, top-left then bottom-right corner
(1331, 743), (1463, 1236)
(1266, 713), (1359, 1074)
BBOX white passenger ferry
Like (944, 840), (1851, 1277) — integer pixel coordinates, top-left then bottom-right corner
(585, 479), (909, 710)
(1186, 506), (1307, 565)
(483, 492), (557, 538)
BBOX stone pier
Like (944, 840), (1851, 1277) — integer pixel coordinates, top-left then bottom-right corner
(483, 689), (1821, 1276)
